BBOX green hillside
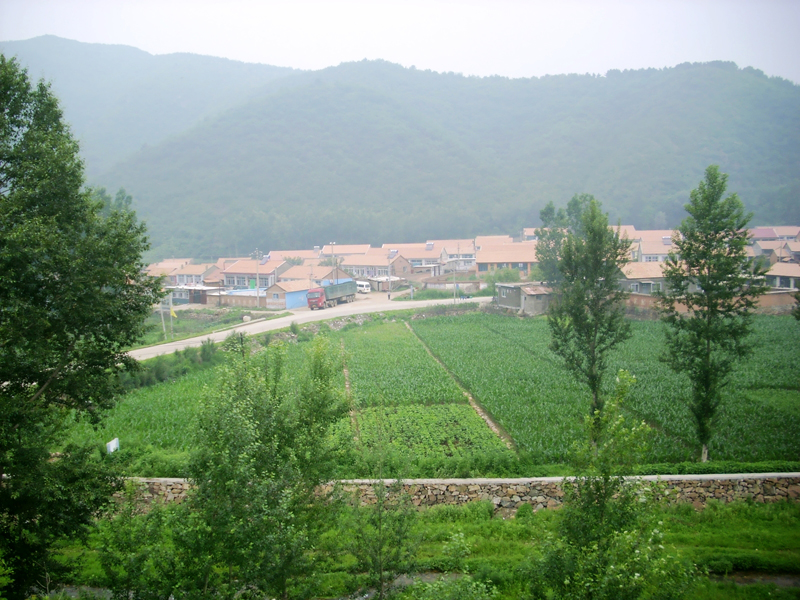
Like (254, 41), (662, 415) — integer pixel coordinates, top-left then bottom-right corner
(100, 60), (800, 259)
(0, 35), (295, 176)
(3, 37), (799, 260)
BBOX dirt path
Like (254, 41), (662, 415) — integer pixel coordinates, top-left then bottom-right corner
(130, 296), (492, 361)
(403, 321), (516, 452)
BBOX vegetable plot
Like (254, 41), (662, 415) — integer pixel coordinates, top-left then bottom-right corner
(356, 404), (510, 458)
(411, 314), (589, 463)
(340, 321), (466, 408)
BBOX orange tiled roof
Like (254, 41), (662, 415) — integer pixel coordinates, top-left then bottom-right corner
(476, 242), (539, 263)
(174, 263), (214, 275)
(223, 259), (283, 275)
(768, 262), (800, 277)
(268, 249), (321, 261)
(621, 262), (666, 279)
(321, 244), (371, 255)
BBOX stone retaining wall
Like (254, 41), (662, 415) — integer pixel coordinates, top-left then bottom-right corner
(130, 474), (800, 513)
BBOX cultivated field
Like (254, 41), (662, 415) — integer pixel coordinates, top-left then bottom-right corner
(68, 313), (800, 477)
(412, 313), (800, 464)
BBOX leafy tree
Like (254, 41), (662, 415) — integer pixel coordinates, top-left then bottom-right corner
(656, 166), (769, 462)
(319, 256), (340, 267)
(529, 372), (695, 600)
(793, 289), (800, 321)
(547, 198), (631, 434)
(348, 480), (418, 600)
(534, 194), (592, 286)
(484, 267), (521, 295)
(92, 186), (133, 218)
(97, 484), (175, 600)
(170, 336), (346, 599)
(0, 55), (162, 597)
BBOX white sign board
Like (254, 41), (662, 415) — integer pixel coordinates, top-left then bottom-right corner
(106, 438), (120, 454)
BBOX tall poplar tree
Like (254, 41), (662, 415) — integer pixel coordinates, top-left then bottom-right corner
(535, 193), (593, 286)
(657, 165), (768, 462)
(548, 198), (631, 435)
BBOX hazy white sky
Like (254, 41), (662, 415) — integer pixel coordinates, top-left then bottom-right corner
(2, 0), (799, 82)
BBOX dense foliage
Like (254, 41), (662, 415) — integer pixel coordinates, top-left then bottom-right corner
(546, 198), (631, 427)
(96, 337), (347, 600)
(0, 55), (162, 597)
(529, 373), (695, 599)
(91, 487), (800, 600)
(657, 166), (769, 461)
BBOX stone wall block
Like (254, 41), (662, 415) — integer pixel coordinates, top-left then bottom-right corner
(128, 475), (799, 514)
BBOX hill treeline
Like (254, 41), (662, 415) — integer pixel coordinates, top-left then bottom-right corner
(3, 37), (799, 260)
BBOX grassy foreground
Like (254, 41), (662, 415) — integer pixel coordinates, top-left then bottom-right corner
(55, 498), (800, 599)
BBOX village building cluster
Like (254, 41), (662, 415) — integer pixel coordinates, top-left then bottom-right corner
(145, 225), (800, 313)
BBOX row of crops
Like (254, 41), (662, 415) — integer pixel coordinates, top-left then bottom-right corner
(67, 313), (800, 477)
(337, 320), (466, 407)
(334, 320), (517, 475)
(411, 314), (594, 463)
(355, 404), (509, 458)
(411, 313), (800, 464)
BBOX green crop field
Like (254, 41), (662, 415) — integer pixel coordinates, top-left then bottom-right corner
(67, 313), (800, 477)
(65, 367), (220, 475)
(67, 368), (216, 453)
(355, 404), (509, 458)
(411, 313), (800, 464)
(339, 320), (467, 408)
(333, 320), (516, 476)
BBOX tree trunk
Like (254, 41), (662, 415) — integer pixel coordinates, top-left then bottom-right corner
(701, 444), (708, 463)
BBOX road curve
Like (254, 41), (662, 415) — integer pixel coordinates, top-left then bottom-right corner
(130, 294), (491, 361)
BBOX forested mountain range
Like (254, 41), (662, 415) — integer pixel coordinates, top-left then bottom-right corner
(0, 36), (295, 177)
(3, 36), (799, 261)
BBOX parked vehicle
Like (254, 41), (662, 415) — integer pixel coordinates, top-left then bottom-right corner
(307, 280), (357, 309)
(357, 281), (371, 293)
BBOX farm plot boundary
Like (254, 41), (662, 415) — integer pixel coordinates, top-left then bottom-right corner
(404, 321), (515, 451)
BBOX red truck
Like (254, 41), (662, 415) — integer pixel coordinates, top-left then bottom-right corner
(307, 280), (357, 309)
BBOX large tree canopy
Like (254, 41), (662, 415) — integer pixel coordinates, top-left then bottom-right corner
(535, 193), (593, 286)
(657, 166), (768, 462)
(547, 197), (631, 433)
(0, 55), (162, 596)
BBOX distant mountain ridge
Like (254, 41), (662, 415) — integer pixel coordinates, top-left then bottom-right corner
(0, 35), (295, 176)
(2, 36), (799, 261)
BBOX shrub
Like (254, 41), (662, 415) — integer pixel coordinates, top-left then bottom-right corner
(405, 575), (498, 600)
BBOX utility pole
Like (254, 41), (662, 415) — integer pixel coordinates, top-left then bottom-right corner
(252, 248), (263, 308)
(160, 297), (167, 340)
(330, 242), (337, 285)
(453, 243), (459, 304)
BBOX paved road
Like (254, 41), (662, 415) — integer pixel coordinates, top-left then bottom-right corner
(130, 294), (491, 360)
